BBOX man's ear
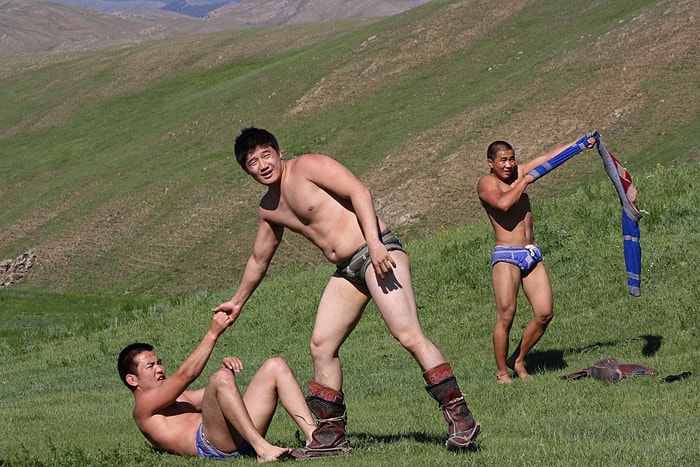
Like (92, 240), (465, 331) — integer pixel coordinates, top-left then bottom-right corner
(125, 373), (139, 388)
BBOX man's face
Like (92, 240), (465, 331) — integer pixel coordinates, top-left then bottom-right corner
(488, 149), (517, 183)
(131, 350), (166, 391)
(244, 145), (282, 185)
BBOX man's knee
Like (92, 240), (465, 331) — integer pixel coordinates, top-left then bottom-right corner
(259, 356), (291, 375)
(394, 330), (427, 354)
(496, 308), (516, 329)
(309, 336), (336, 362)
(536, 310), (553, 325)
(209, 367), (238, 390)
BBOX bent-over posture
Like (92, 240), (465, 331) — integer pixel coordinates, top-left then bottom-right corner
(117, 311), (315, 462)
(213, 128), (481, 455)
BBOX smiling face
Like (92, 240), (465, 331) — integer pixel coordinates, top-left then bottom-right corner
(244, 144), (283, 186)
(129, 350), (166, 391)
(488, 149), (518, 183)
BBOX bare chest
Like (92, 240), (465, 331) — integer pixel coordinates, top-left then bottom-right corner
(264, 179), (331, 229)
(158, 400), (198, 417)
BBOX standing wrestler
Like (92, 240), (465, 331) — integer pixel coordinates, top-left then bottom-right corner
(214, 127), (481, 456)
(477, 135), (597, 384)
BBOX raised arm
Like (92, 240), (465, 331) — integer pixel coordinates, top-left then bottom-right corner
(522, 132), (599, 179)
(212, 216), (283, 319)
(519, 141), (578, 175)
(133, 312), (233, 419)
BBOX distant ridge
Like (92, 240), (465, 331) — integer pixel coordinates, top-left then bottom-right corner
(1, 0), (430, 54)
(161, 0), (239, 18)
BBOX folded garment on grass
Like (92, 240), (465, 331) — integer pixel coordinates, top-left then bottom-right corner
(561, 358), (657, 383)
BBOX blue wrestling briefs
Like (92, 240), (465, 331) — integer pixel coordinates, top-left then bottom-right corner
(335, 230), (405, 286)
(195, 424), (255, 460)
(490, 244), (543, 276)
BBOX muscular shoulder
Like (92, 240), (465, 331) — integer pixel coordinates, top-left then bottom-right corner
(287, 153), (355, 186)
(477, 172), (503, 194)
(477, 172), (496, 186)
(288, 153), (336, 172)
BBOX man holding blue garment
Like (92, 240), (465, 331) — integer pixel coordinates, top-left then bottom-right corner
(477, 134), (597, 384)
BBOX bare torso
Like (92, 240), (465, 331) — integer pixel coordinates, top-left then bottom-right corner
(134, 395), (202, 456)
(479, 172), (536, 247)
(261, 156), (387, 264)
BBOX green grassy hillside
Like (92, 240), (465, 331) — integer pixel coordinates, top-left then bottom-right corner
(1, 1), (698, 465)
(0, 161), (697, 465)
(1, 0), (697, 298)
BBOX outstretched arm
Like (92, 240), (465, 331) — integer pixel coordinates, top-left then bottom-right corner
(212, 216), (283, 319)
(522, 132), (598, 181)
(133, 312), (234, 419)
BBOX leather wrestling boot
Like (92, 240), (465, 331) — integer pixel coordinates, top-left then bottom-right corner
(292, 381), (351, 459)
(426, 375), (481, 451)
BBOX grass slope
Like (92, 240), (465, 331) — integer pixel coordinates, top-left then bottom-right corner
(0, 161), (698, 466)
(0, 0), (697, 297)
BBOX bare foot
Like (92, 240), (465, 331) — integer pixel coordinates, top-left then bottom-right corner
(257, 445), (292, 463)
(507, 360), (531, 380)
(496, 372), (512, 384)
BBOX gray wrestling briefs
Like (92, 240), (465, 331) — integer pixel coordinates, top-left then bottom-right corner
(335, 230), (405, 286)
(490, 244), (543, 276)
(195, 424), (254, 460)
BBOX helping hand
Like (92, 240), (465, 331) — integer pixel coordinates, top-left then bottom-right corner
(212, 300), (242, 319)
(209, 311), (235, 337)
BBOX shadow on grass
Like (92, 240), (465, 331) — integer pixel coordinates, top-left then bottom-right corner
(348, 431), (482, 452)
(639, 334), (663, 356)
(525, 334), (663, 373)
(350, 431), (443, 446)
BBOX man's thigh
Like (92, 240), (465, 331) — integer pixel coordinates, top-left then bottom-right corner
(201, 376), (242, 453)
(312, 276), (370, 350)
(522, 263), (552, 313)
(491, 262), (522, 315)
(364, 251), (422, 335)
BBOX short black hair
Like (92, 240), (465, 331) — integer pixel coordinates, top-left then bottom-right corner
(234, 127), (280, 171)
(487, 140), (514, 160)
(118, 343), (153, 391)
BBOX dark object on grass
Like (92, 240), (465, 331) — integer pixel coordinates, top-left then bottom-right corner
(663, 372), (692, 383)
(561, 358), (657, 383)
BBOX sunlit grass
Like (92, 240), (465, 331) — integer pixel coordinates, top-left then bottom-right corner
(1, 162), (697, 466)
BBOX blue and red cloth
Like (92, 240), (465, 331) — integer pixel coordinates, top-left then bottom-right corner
(527, 133), (642, 296)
